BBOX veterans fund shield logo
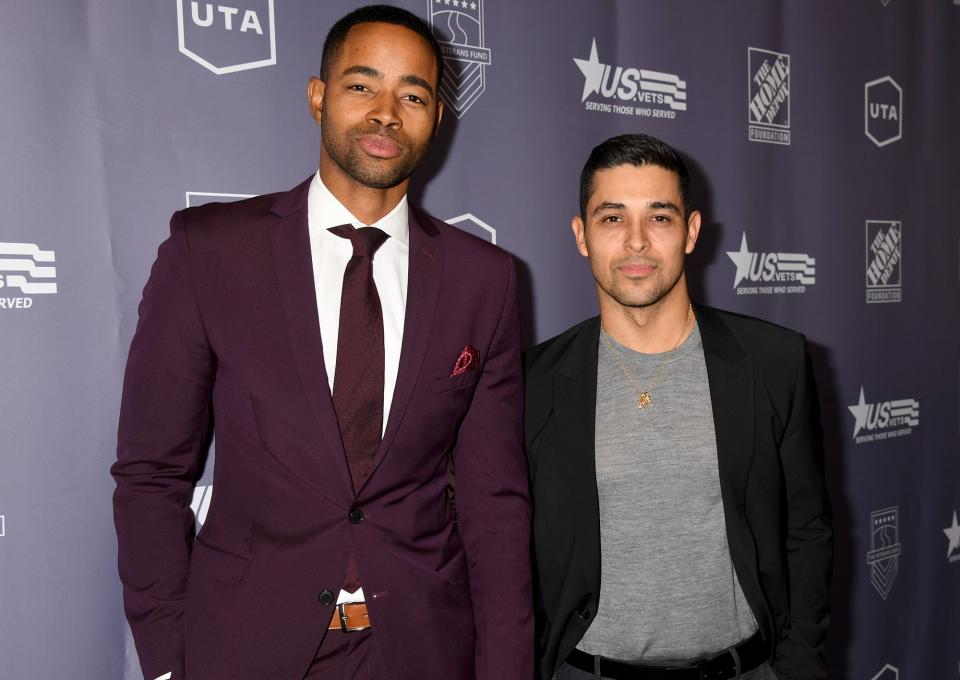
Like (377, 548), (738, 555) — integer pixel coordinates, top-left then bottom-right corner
(867, 506), (902, 601)
(847, 386), (919, 444)
(748, 47), (790, 145)
(574, 39), (687, 120)
(0, 242), (57, 310)
(866, 220), (902, 303)
(446, 213), (496, 244)
(430, 0), (491, 118)
(865, 76), (902, 147)
(177, 0), (276, 75)
(726, 231), (814, 295)
(944, 511), (960, 564)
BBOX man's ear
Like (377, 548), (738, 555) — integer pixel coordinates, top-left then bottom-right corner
(571, 215), (589, 257)
(307, 77), (325, 125)
(433, 99), (444, 137)
(685, 210), (702, 255)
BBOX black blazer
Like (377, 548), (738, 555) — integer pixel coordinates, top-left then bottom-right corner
(524, 305), (832, 680)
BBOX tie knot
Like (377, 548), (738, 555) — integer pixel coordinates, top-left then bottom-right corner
(329, 225), (390, 258)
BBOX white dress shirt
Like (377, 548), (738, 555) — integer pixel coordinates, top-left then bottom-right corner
(307, 171), (409, 605)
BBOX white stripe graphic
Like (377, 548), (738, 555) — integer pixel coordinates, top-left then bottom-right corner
(0, 242), (55, 262)
(0, 258), (57, 278)
(5, 275), (58, 294)
(663, 97), (687, 111)
(639, 69), (686, 88)
(640, 80), (686, 98)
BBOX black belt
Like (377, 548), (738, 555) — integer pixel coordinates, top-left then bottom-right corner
(567, 631), (767, 680)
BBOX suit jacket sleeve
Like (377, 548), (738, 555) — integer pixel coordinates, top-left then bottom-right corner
(451, 253), (534, 680)
(111, 211), (214, 680)
(772, 340), (833, 679)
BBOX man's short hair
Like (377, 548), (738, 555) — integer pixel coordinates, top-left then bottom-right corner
(320, 5), (446, 91)
(579, 134), (692, 220)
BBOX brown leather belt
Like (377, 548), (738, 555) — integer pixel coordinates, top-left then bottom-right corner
(328, 602), (371, 632)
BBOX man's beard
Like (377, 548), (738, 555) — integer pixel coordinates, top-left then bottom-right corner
(321, 113), (428, 190)
(596, 260), (683, 310)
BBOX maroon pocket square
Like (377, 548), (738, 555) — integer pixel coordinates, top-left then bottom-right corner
(449, 345), (480, 377)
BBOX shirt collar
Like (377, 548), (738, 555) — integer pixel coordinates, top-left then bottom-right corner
(308, 171), (409, 246)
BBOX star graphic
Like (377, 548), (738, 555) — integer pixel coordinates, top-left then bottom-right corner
(725, 232), (754, 288)
(944, 511), (960, 559)
(847, 387), (870, 438)
(453, 0), (459, 6)
(573, 38), (605, 103)
(471, 1), (477, 8)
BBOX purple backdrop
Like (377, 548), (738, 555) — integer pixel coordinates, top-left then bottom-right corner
(1, 1), (958, 678)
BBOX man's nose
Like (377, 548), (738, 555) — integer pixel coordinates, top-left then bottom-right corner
(368, 91), (402, 128)
(625, 221), (649, 251)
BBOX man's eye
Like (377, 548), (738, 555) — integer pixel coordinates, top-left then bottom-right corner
(601, 215), (622, 223)
(651, 214), (671, 223)
(347, 84), (369, 92)
(403, 94), (426, 105)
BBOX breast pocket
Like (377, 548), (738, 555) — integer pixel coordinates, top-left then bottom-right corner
(432, 371), (481, 394)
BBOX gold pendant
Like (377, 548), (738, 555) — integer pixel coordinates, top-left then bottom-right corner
(638, 392), (652, 409)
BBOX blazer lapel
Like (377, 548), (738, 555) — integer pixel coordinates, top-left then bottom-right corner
(361, 207), (442, 490)
(268, 178), (353, 499)
(552, 317), (602, 591)
(696, 305), (755, 525)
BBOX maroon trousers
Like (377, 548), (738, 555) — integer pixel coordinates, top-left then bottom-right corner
(303, 628), (376, 679)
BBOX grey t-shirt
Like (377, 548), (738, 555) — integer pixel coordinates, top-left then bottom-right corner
(576, 320), (758, 663)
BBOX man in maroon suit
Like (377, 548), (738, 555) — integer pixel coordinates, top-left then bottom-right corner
(111, 6), (532, 679)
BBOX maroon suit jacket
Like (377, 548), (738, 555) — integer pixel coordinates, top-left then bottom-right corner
(112, 177), (533, 680)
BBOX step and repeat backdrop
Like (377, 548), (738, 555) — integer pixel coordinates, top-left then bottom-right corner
(1, 1), (958, 678)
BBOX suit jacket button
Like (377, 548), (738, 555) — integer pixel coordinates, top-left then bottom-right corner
(576, 607), (591, 621)
(348, 509), (364, 524)
(318, 589), (335, 605)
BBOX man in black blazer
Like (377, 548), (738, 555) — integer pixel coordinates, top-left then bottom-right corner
(525, 134), (832, 680)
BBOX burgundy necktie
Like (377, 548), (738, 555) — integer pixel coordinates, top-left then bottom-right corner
(329, 224), (389, 593)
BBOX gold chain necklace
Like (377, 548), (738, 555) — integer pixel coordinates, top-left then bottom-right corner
(599, 304), (693, 410)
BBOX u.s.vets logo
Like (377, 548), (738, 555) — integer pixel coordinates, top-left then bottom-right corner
(429, 0), (492, 118)
(847, 386), (919, 444)
(867, 506), (901, 600)
(177, 0), (276, 75)
(726, 231), (814, 295)
(0, 242), (58, 310)
(574, 39), (687, 120)
(866, 220), (902, 303)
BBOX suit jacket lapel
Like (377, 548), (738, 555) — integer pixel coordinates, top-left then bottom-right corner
(268, 178), (354, 499)
(361, 207), (442, 490)
(696, 305), (755, 532)
(552, 317), (601, 591)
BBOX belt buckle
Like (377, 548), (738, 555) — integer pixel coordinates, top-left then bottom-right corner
(337, 602), (367, 633)
(691, 652), (734, 680)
